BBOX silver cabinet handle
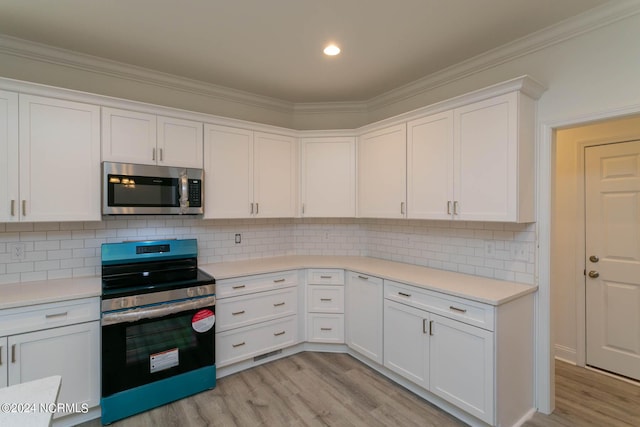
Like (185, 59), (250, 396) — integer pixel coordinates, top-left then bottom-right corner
(11, 344), (16, 363)
(447, 201), (452, 215)
(10, 200), (15, 217)
(301, 203), (305, 215)
(357, 275), (369, 280)
(398, 292), (411, 298)
(449, 305), (467, 313)
(423, 319), (428, 334)
(273, 302), (285, 307)
(159, 148), (163, 161)
(22, 200), (26, 216)
(232, 285), (246, 290)
(232, 310), (245, 316)
(273, 278), (286, 283)
(320, 298), (332, 302)
(250, 203), (254, 214)
(588, 271), (599, 278)
(45, 312), (68, 319)
(320, 328), (333, 331)
(256, 203), (259, 214)
(152, 147), (156, 161)
(274, 331), (285, 336)
(453, 201), (459, 215)
(401, 201), (405, 215)
(429, 320), (434, 336)
(320, 275), (332, 279)
(232, 342), (246, 348)
(0, 345), (2, 365)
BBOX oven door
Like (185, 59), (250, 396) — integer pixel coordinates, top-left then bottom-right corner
(101, 297), (215, 397)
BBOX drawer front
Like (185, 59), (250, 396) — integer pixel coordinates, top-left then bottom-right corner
(306, 269), (345, 285)
(216, 287), (297, 332)
(307, 314), (344, 343)
(307, 285), (344, 313)
(215, 315), (297, 367)
(384, 281), (494, 331)
(216, 271), (298, 299)
(0, 297), (100, 336)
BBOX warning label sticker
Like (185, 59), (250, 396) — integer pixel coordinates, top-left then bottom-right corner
(192, 309), (215, 333)
(150, 348), (179, 373)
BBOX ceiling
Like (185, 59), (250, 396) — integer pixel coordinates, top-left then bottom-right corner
(0, 0), (611, 103)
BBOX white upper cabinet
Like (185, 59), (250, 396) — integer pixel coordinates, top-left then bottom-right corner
(301, 136), (356, 217)
(19, 95), (101, 222)
(407, 91), (536, 222)
(358, 123), (407, 218)
(407, 111), (454, 220)
(0, 90), (18, 222)
(102, 107), (203, 168)
(204, 124), (297, 219)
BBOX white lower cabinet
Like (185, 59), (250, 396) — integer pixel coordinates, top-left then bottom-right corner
(306, 269), (345, 344)
(215, 271), (299, 368)
(0, 298), (100, 422)
(345, 272), (383, 364)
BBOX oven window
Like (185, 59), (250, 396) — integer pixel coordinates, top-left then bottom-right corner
(125, 313), (197, 365)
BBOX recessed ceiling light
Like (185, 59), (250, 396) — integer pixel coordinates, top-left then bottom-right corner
(323, 44), (341, 56)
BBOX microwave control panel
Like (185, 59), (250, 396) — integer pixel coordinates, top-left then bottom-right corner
(188, 179), (202, 207)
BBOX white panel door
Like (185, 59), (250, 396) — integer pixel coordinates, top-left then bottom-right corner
(454, 93), (517, 221)
(358, 124), (406, 218)
(0, 90), (18, 222)
(19, 95), (101, 221)
(383, 300), (430, 389)
(157, 116), (203, 168)
(301, 137), (356, 217)
(429, 313), (494, 424)
(8, 322), (100, 418)
(0, 336), (7, 388)
(102, 107), (157, 165)
(254, 132), (297, 218)
(407, 111), (453, 219)
(586, 141), (640, 381)
(346, 272), (383, 364)
(203, 124), (253, 218)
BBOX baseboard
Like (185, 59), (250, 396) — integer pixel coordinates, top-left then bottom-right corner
(554, 344), (577, 364)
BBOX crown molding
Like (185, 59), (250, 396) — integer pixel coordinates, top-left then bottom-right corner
(366, 0), (640, 113)
(0, 0), (638, 123)
(0, 34), (295, 114)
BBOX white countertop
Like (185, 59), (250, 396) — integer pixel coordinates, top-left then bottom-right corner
(201, 256), (537, 306)
(0, 375), (61, 427)
(0, 277), (101, 310)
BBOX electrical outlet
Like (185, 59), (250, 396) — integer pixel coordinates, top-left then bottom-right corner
(235, 233), (241, 244)
(9, 242), (26, 261)
(511, 242), (529, 261)
(484, 240), (495, 257)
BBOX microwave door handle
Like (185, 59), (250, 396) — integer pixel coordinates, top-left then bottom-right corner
(179, 170), (189, 214)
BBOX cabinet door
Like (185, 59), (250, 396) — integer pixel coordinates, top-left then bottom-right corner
(8, 321), (100, 418)
(0, 90), (18, 222)
(346, 272), (383, 364)
(102, 107), (157, 165)
(157, 116), (203, 168)
(0, 336), (7, 388)
(19, 95), (101, 221)
(203, 124), (253, 218)
(407, 111), (454, 220)
(358, 124), (406, 218)
(383, 300), (430, 389)
(254, 132), (297, 218)
(454, 93), (518, 221)
(301, 137), (356, 217)
(429, 313), (494, 424)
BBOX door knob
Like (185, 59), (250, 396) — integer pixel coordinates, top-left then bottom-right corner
(589, 255), (599, 263)
(588, 270), (600, 278)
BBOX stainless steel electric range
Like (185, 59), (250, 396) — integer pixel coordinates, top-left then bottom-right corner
(100, 239), (215, 425)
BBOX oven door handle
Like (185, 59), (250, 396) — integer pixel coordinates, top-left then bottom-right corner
(101, 295), (216, 326)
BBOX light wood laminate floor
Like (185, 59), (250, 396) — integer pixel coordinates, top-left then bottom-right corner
(83, 353), (639, 427)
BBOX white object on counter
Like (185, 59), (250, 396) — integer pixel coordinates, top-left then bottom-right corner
(0, 375), (61, 427)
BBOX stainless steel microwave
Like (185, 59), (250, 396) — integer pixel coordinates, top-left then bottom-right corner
(102, 162), (204, 215)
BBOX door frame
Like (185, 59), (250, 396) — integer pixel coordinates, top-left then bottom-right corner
(538, 104), (640, 414)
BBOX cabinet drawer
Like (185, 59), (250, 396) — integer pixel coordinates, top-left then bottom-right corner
(0, 297), (100, 336)
(215, 315), (297, 367)
(384, 281), (494, 331)
(307, 285), (344, 313)
(307, 314), (344, 344)
(216, 287), (297, 332)
(306, 269), (344, 285)
(216, 271), (298, 299)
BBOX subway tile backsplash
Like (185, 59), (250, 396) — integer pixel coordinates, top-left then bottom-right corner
(0, 217), (535, 285)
